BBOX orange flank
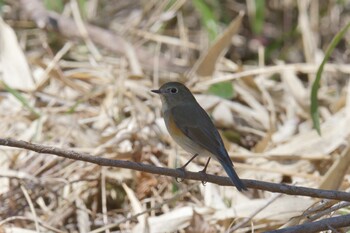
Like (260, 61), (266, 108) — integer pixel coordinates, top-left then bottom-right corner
(167, 113), (184, 137)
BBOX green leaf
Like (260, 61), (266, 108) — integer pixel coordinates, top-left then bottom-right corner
(222, 130), (241, 144)
(208, 82), (234, 99)
(0, 0), (4, 12)
(172, 182), (179, 193)
(0, 80), (41, 118)
(78, 0), (87, 20)
(66, 100), (82, 114)
(192, 0), (219, 41)
(43, 0), (64, 12)
(165, 0), (178, 11)
(311, 21), (350, 135)
(251, 0), (265, 34)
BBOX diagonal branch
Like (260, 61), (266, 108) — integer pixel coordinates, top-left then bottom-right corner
(1, 138), (350, 201)
(266, 213), (350, 233)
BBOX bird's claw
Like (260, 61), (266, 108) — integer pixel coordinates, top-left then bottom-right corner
(175, 167), (186, 183)
(198, 170), (208, 186)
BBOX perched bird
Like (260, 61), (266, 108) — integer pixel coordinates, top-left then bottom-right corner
(152, 82), (247, 191)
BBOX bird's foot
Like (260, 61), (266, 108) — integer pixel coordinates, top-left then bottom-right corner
(175, 167), (186, 183)
(198, 157), (210, 185)
(198, 170), (208, 185)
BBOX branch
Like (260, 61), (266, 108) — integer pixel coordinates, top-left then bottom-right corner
(266, 213), (350, 233)
(1, 138), (350, 202)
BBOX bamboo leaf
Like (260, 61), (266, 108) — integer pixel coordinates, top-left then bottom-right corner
(311, 21), (350, 135)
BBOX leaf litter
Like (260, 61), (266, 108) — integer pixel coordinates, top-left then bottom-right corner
(1, 1), (350, 232)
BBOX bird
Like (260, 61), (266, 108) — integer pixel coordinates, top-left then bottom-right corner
(152, 82), (247, 191)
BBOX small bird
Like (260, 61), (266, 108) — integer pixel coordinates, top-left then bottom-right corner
(152, 82), (247, 191)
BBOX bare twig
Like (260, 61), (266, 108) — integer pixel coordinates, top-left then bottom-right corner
(306, 201), (350, 222)
(229, 193), (283, 232)
(266, 213), (350, 233)
(1, 138), (350, 202)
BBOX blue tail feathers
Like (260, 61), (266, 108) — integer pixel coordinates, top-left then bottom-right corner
(221, 160), (247, 191)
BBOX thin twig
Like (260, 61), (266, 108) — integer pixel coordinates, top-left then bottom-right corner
(306, 201), (350, 222)
(1, 138), (350, 202)
(266, 213), (350, 233)
(229, 193), (283, 232)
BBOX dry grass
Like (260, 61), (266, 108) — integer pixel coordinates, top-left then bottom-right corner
(1, 0), (350, 232)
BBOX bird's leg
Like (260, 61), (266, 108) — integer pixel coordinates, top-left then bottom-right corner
(181, 153), (199, 169)
(201, 157), (211, 173)
(175, 153), (198, 183)
(199, 157), (211, 185)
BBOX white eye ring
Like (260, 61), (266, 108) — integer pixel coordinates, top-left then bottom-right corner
(169, 87), (178, 94)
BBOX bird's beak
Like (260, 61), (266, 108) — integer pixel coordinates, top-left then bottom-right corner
(151, 89), (162, 94)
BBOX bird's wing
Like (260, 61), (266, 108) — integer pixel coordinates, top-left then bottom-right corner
(171, 104), (233, 165)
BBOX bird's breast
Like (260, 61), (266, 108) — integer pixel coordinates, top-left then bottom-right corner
(164, 110), (209, 156)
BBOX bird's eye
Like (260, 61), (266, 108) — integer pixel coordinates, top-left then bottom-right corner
(169, 87), (178, 94)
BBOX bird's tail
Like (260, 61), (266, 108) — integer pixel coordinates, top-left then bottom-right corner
(220, 160), (247, 192)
